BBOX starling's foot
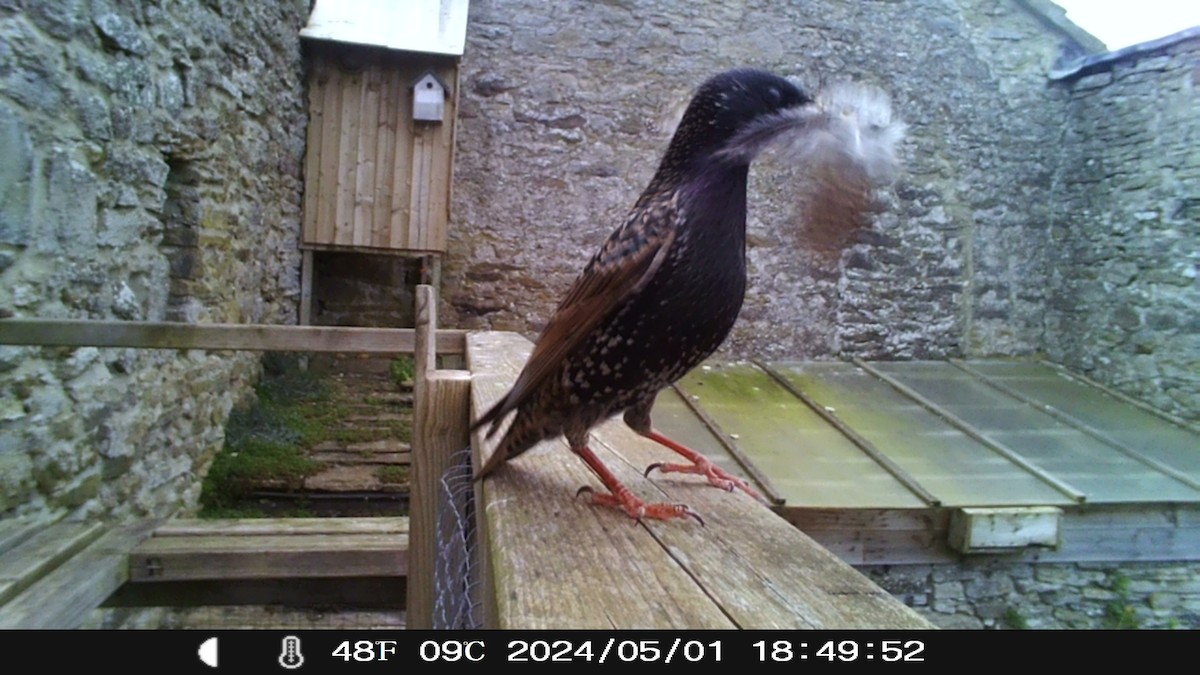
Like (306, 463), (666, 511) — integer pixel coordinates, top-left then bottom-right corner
(645, 456), (766, 504)
(575, 486), (704, 525)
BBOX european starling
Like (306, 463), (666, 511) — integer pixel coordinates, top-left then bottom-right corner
(473, 69), (903, 523)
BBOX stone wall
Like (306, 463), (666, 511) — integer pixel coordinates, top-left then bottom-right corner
(442, 0), (1081, 360)
(1045, 38), (1200, 422)
(0, 0), (310, 519)
(862, 560), (1200, 629)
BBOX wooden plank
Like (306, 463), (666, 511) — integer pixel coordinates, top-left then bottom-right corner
(437, 65), (461, 253)
(299, 249), (314, 325)
(410, 370), (471, 628)
(0, 519), (160, 629)
(315, 55), (342, 246)
(0, 318), (467, 354)
(410, 285), (472, 628)
(426, 62), (456, 252)
(353, 61), (381, 248)
(948, 506), (1062, 552)
(0, 521), (105, 605)
(301, 57), (326, 244)
(389, 66), (414, 250)
(468, 331), (933, 629)
(371, 56), (398, 248)
(335, 66), (364, 247)
(783, 504), (1200, 565)
(128, 533), (407, 581)
(409, 125), (436, 250)
(151, 517), (408, 537)
(0, 516), (54, 556)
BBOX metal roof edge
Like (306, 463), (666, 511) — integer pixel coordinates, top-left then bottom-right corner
(1049, 25), (1200, 81)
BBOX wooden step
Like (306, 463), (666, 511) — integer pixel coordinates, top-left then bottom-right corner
(128, 517), (409, 582)
(0, 519), (160, 629)
(0, 519), (105, 606)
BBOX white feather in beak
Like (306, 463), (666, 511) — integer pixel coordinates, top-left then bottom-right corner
(717, 81), (906, 254)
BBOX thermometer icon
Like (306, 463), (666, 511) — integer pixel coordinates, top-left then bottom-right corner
(279, 635), (305, 669)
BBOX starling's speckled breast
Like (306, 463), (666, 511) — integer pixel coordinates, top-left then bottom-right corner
(473, 69), (819, 478)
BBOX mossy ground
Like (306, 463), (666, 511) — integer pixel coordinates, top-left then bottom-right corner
(199, 355), (414, 518)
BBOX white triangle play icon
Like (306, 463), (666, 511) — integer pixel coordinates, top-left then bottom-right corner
(199, 637), (218, 668)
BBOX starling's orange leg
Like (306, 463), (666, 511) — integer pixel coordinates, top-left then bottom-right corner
(571, 444), (703, 524)
(642, 430), (766, 503)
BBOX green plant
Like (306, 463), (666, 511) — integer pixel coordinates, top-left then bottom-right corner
(377, 465), (410, 484)
(198, 362), (335, 516)
(1103, 572), (1141, 629)
(389, 355), (415, 387)
(1003, 606), (1029, 630)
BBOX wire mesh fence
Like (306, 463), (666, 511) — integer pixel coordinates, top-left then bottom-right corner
(432, 445), (483, 629)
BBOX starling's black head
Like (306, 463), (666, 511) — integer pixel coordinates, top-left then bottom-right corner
(662, 69), (812, 171)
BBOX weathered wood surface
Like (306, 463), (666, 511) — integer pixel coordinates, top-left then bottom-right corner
(150, 517), (409, 537)
(467, 331), (933, 629)
(783, 504), (1200, 565)
(128, 517), (409, 582)
(0, 519), (160, 629)
(409, 284), (472, 629)
(303, 44), (456, 253)
(0, 318), (466, 354)
(0, 520), (104, 606)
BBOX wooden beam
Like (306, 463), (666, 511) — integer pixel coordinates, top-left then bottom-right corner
(782, 504), (1200, 565)
(299, 249), (315, 325)
(149, 517), (408, 538)
(0, 521), (105, 606)
(0, 519), (161, 629)
(128, 533), (407, 581)
(410, 284), (473, 629)
(0, 318), (466, 354)
(468, 331), (934, 629)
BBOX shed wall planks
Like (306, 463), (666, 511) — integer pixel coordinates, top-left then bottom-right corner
(303, 44), (455, 253)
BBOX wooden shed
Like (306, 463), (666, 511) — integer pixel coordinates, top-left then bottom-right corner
(297, 0), (469, 324)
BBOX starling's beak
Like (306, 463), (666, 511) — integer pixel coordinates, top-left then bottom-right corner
(714, 104), (825, 165)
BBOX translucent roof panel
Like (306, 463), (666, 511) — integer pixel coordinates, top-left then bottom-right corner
(873, 361), (1200, 504)
(965, 360), (1200, 482)
(677, 363), (925, 509)
(772, 362), (1075, 507)
(650, 387), (754, 486)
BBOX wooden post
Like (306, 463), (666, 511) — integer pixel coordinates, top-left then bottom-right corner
(409, 284), (471, 629)
(299, 250), (314, 326)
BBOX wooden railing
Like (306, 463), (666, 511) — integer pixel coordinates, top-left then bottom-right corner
(0, 300), (463, 628)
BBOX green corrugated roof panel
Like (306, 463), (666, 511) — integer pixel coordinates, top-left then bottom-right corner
(874, 361), (1200, 503)
(966, 360), (1200, 482)
(650, 387), (753, 484)
(772, 362), (1074, 507)
(677, 363), (925, 509)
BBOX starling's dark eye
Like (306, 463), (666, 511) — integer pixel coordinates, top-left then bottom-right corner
(766, 87), (782, 107)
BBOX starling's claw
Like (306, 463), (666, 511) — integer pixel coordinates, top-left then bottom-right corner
(644, 462), (664, 478)
(681, 506), (705, 527)
(576, 483), (704, 525)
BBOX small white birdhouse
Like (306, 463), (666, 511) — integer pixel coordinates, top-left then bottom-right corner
(412, 71), (447, 123)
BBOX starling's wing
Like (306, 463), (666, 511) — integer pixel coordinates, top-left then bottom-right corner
(472, 198), (679, 438)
